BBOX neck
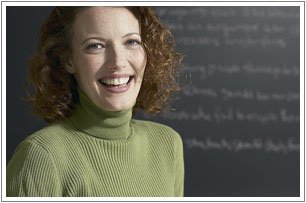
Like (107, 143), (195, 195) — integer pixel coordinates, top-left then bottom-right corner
(67, 88), (132, 140)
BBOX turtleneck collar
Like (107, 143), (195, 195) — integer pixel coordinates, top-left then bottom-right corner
(66, 87), (133, 140)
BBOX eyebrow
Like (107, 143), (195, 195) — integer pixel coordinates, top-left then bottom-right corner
(123, 32), (141, 38)
(81, 32), (141, 45)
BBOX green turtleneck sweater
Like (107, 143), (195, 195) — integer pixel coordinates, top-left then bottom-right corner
(6, 89), (184, 197)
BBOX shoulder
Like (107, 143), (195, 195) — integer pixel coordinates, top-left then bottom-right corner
(19, 121), (70, 154)
(9, 120), (73, 171)
(7, 127), (59, 178)
(7, 131), (62, 197)
(132, 119), (183, 147)
(132, 119), (179, 136)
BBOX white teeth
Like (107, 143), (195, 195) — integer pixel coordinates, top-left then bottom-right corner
(101, 77), (130, 86)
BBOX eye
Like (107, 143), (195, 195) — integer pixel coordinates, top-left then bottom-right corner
(125, 39), (141, 47)
(86, 43), (105, 53)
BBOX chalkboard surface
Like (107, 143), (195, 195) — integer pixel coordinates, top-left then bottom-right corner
(6, 6), (300, 197)
(136, 6), (300, 197)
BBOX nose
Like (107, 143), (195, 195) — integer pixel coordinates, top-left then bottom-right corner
(105, 44), (126, 70)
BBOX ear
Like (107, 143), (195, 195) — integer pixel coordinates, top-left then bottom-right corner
(63, 57), (75, 74)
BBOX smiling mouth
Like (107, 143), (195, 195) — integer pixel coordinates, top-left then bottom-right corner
(98, 76), (134, 87)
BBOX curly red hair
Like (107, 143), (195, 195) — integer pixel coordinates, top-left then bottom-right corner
(26, 6), (183, 122)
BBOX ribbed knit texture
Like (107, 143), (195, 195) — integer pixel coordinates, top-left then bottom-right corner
(7, 88), (184, 197)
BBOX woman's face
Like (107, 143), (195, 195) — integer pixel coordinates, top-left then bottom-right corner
(66, 7), (147, 111)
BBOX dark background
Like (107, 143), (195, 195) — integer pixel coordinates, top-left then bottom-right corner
(6, 6), (300, 197)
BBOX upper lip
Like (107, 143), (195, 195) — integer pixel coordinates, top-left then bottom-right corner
(99, 74), (132, 81)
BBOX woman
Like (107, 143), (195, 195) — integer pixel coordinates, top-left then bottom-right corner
(7, 6), (184, 197)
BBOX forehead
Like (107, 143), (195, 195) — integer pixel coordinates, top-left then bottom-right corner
(72, 7), (140, 38)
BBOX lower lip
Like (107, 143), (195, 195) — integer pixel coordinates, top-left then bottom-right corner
(99, 78), (132, 93)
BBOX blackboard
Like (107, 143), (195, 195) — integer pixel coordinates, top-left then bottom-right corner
(6, 6), (300, 197)
(136, 6), (300, 197)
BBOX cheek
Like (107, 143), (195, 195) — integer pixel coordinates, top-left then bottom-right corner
(74, 55), (103, 77)
(129, 50), (147, 76)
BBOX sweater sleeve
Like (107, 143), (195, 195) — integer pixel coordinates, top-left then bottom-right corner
(174, 133), (185, 197)
(6, 140), (62, 197)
